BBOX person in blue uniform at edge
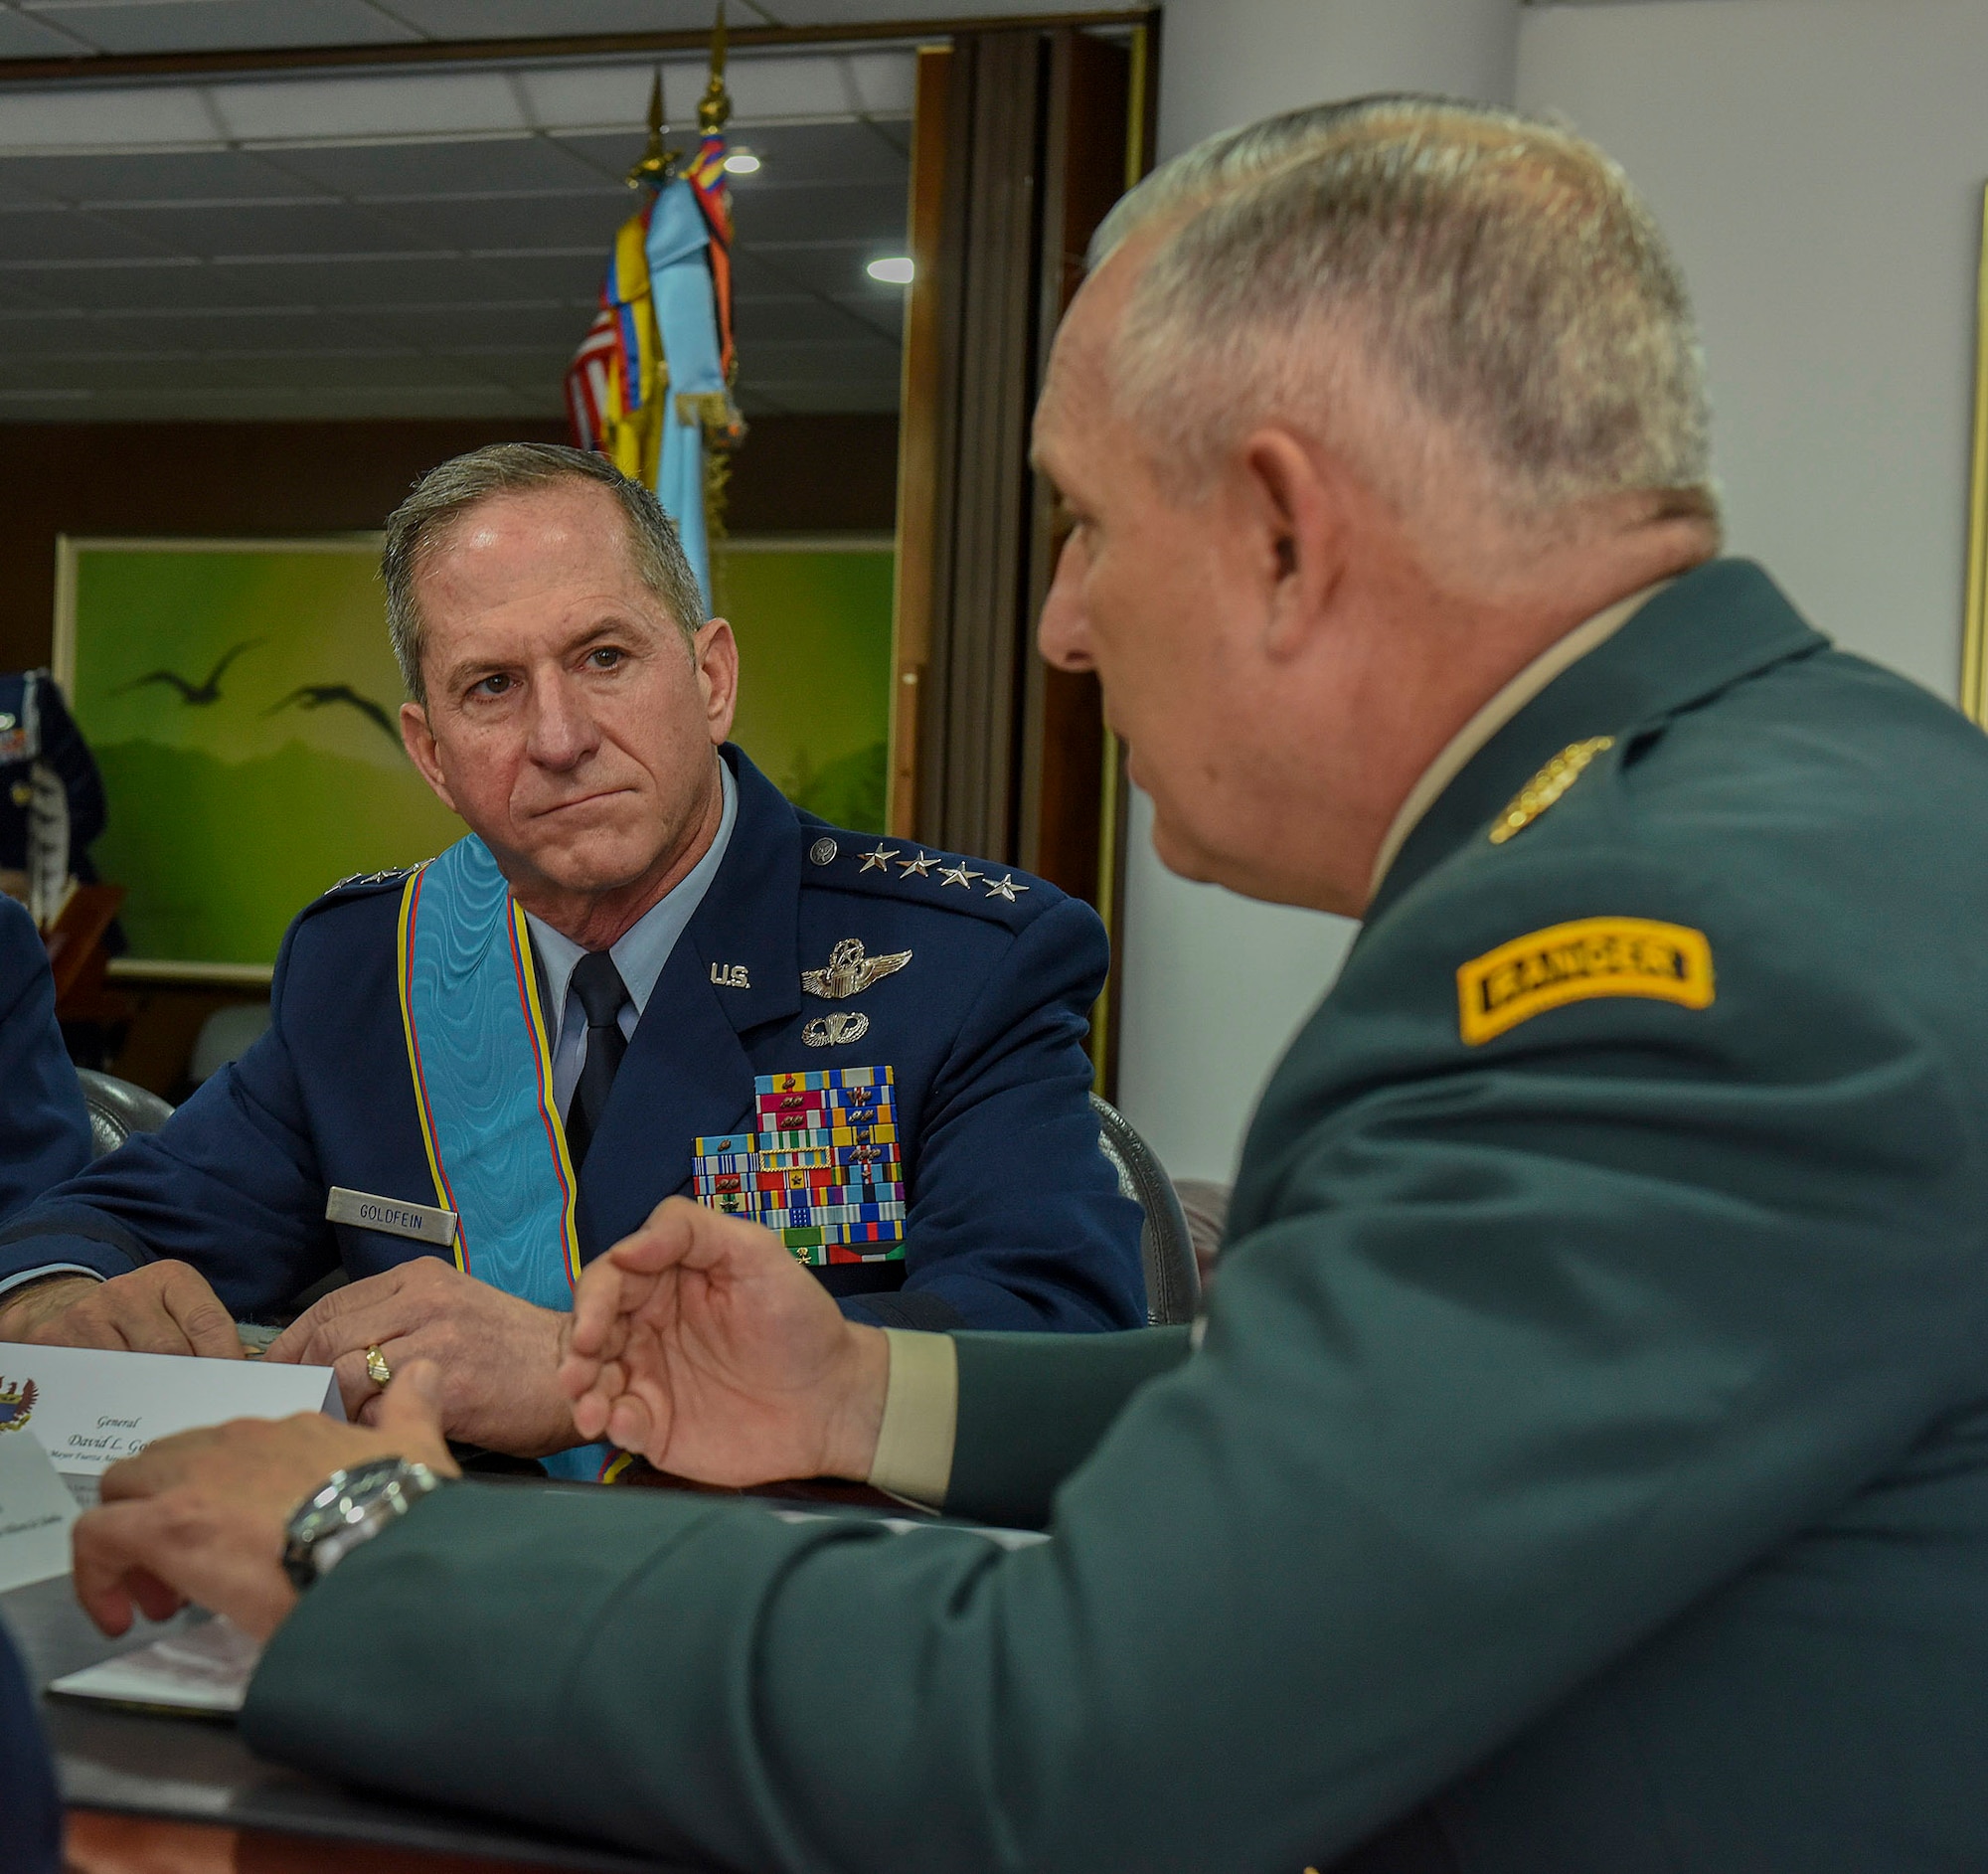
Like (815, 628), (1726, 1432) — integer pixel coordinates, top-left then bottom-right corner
(0, 888), (91, 1874)
(0, 1624), (60, 1874)
(0, 445), (1143, 1479)
(0, 893), (91, 1220)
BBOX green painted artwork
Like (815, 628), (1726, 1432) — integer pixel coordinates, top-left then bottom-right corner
(58, 534), (895, 976)
(713, 540), (894, 836)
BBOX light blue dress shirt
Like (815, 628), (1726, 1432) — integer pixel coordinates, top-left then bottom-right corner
(524, 762), (737, 1120)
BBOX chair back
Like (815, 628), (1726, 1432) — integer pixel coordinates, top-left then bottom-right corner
(1090, 1093), (1201, 1327)
(76, 1069), (174, 1160)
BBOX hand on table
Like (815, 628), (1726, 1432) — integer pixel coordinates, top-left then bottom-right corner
(559, 1196), (889, 1488)
(264, 1258), (573, 1456)
(0, 1263), (242, 1357)
(72, 1362), (459, 1644)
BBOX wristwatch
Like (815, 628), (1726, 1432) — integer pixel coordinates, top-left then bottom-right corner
(281, 1456), (446, 1592)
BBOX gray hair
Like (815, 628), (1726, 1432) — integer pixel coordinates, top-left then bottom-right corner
(382, 442), (708, 706)
(1091, 96), (1718, 532)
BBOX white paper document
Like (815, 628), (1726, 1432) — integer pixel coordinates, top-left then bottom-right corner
(0, 1343), (343, 1501)
(0, 1413), (79, 1592)
(49, 1615), (261, 1718)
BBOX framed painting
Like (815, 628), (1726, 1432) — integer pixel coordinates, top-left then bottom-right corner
(713, 534), (895, 836)
(54, 536), (461, 981)
(53, 532), (898, 982)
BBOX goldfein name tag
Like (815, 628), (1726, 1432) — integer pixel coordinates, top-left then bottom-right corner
(325, 1186), (458, 1246)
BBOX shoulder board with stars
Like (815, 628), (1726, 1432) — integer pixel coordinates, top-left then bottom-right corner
(799, 830), (1055, 927)
(303, 863), (419, 910)
(329, 864), (418, 894)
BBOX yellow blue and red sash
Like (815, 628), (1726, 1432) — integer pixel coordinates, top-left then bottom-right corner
(396, 835), (607, 1482)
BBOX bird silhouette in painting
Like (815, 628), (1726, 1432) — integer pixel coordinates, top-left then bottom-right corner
(115, 637), (262, 706)
(265, 684), (403, 750)
(0, 1378), (37, 1433)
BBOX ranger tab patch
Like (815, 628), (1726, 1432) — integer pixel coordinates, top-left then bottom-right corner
(1457, 917), (1714, 1046)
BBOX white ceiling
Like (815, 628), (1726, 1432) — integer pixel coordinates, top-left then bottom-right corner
(0, 0), (1111, 58)
(0, 0), (1105, 421)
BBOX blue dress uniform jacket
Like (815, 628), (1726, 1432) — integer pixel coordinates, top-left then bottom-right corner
(245, 564), (1988, 1872)
(0, 750), (1142, 1333)
(0, 896), (90, 1223)
(0, 1623), (60, 1874)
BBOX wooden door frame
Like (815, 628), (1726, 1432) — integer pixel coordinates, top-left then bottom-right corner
(886, 12), (1156, 1095)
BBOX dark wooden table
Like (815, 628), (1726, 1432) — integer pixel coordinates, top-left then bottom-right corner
(10, 1476), (919, 1871)
(2, 1574), (687, 1873)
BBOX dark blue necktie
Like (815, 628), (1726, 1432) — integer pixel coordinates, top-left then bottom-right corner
(565, 950), (629, 1172)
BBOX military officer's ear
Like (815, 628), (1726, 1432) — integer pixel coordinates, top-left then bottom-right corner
(399, 700), (459, 813)
(1237, 425), (1347, 664)
(693, 618), (740, 747)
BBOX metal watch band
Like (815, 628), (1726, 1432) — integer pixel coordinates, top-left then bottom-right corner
(280, 1456), (444, 1592)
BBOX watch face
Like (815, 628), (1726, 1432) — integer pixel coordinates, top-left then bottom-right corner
(282, 1457), (435, 1590)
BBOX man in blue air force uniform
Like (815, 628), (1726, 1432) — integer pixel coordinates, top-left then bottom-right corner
(0, 1622), (60, 1874)
(0, 446), (1141, 1477)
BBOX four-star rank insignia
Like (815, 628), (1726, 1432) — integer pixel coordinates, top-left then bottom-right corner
(802, 937), (912, 1000)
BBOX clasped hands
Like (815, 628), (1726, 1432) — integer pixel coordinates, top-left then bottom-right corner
(67, 1200), (891, 1643)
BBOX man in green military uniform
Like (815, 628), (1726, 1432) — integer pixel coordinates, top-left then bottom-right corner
(73, 98), (1988, 1871)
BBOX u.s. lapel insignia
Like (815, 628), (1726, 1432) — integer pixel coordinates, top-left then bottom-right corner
(803, 1011), (870, 1048)
(710, 962), (751, 988)
(801, 937), (912, 1000)
(1488, 737), (1615, 845)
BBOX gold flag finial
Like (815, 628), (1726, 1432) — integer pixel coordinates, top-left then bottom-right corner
(699, 1), (733, 136)
(627, 68), (681, 188)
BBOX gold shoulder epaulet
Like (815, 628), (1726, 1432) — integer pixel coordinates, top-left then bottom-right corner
(1488, 737), (1614, 845)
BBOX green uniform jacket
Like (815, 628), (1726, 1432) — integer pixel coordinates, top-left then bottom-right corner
(245, 562), (1988, 1872)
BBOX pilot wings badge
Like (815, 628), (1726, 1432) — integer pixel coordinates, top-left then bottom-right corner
(0, 1377), (38, 1433)
(801, 937), (912, 1001)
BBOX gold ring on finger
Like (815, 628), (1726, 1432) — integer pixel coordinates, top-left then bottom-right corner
(365, 1344), (393, 1387)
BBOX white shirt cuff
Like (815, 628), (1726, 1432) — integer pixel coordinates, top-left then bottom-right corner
(0, 1263), (105, 1305)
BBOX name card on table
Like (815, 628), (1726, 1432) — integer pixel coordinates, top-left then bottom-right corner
(0, 1344), (343, 1508)
(0, 1412), (76, 1593)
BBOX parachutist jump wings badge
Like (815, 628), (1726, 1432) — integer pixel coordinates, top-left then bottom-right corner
(802, 937), (912, 1001)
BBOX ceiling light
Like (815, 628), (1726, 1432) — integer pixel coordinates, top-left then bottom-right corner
(724, 150), (761, 175)
(867, 256), (914, 285)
